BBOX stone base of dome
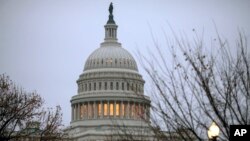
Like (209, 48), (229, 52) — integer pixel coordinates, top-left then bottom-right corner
(66, 119), (155, 141)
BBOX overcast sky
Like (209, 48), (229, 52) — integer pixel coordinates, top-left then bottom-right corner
(1, 0), (250, 126)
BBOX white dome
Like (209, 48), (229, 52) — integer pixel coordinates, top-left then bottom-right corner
(84, 45), (138, 71)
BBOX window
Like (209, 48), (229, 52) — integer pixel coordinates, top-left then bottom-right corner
(88, 103), (93, 118)
(110, 82), (113, 90)
(121, 103), (125, 117)
(126, 103), (130, 118)
(104, 103), (108, 116)
(89, 83), (91, 91)
(131, 83), (134, 91)
(127, 83), (129, 91)
(83, 104), (87, 119)
(85, 84), (87, 91)
(135, 84), (137, 92)
(122, 82), (124, 90)
(80, 104), (84, 119)
(98, 103), (102, 117)
(105, 82), (107, 90)
(135, 104), (139, 119)
(116, 103), (120, 116)
(116, 82), (119, 90)
(94, 83), (96, 90)
(110, 103), (114, 116)
(131, 103), (135, 118)
(99, 82), (101, 90)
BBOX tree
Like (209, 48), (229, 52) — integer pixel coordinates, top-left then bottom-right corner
(139, 30), (250, 140)
(0, 74), (64, 141)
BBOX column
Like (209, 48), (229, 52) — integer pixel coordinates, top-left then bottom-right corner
(71, 105), (74, 121)
(101, 101), (103, 118)
(78, 103), (80, 120)
(127, 101), (130, 119)
(108, 101), (110, 118)
(114, 101), (116, 118)
(121, 101), (123, 118)
(94, 101), (96, 119)
(136, 103), (141, 119)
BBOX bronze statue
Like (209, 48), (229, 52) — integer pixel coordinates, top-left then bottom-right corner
(109, 2), (113, 15)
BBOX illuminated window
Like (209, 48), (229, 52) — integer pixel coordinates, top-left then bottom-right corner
(116, 103), (120, 116)
(98, 103), (102, 117)
(135, 104), (139, 119)
(83, 104), (87, 119)
(131, 103), (135, 118)
(110, 103), (114, 116)
(141, 105), (145, 119)
(88, 103), (93, 118)
(127, 103), (130, 118)
(121, 103), (125, 117)
(80, 104), (84, 119)
(104, 103), (108, 116)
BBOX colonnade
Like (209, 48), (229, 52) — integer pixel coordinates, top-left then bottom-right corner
(71, 101), (150, 121)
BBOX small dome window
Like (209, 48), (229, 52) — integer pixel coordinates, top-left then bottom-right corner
(116, 82), (119, 90)
(110, 82), (113, 90)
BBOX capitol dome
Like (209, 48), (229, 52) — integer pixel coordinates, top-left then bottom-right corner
(84, 45), (138, 71)
(68, 3), (152, 140)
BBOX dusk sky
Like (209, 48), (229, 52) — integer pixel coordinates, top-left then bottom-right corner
(1, 0), (250, 126)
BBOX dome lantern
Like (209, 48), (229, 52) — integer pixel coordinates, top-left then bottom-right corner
(104, 2), (118, 43)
